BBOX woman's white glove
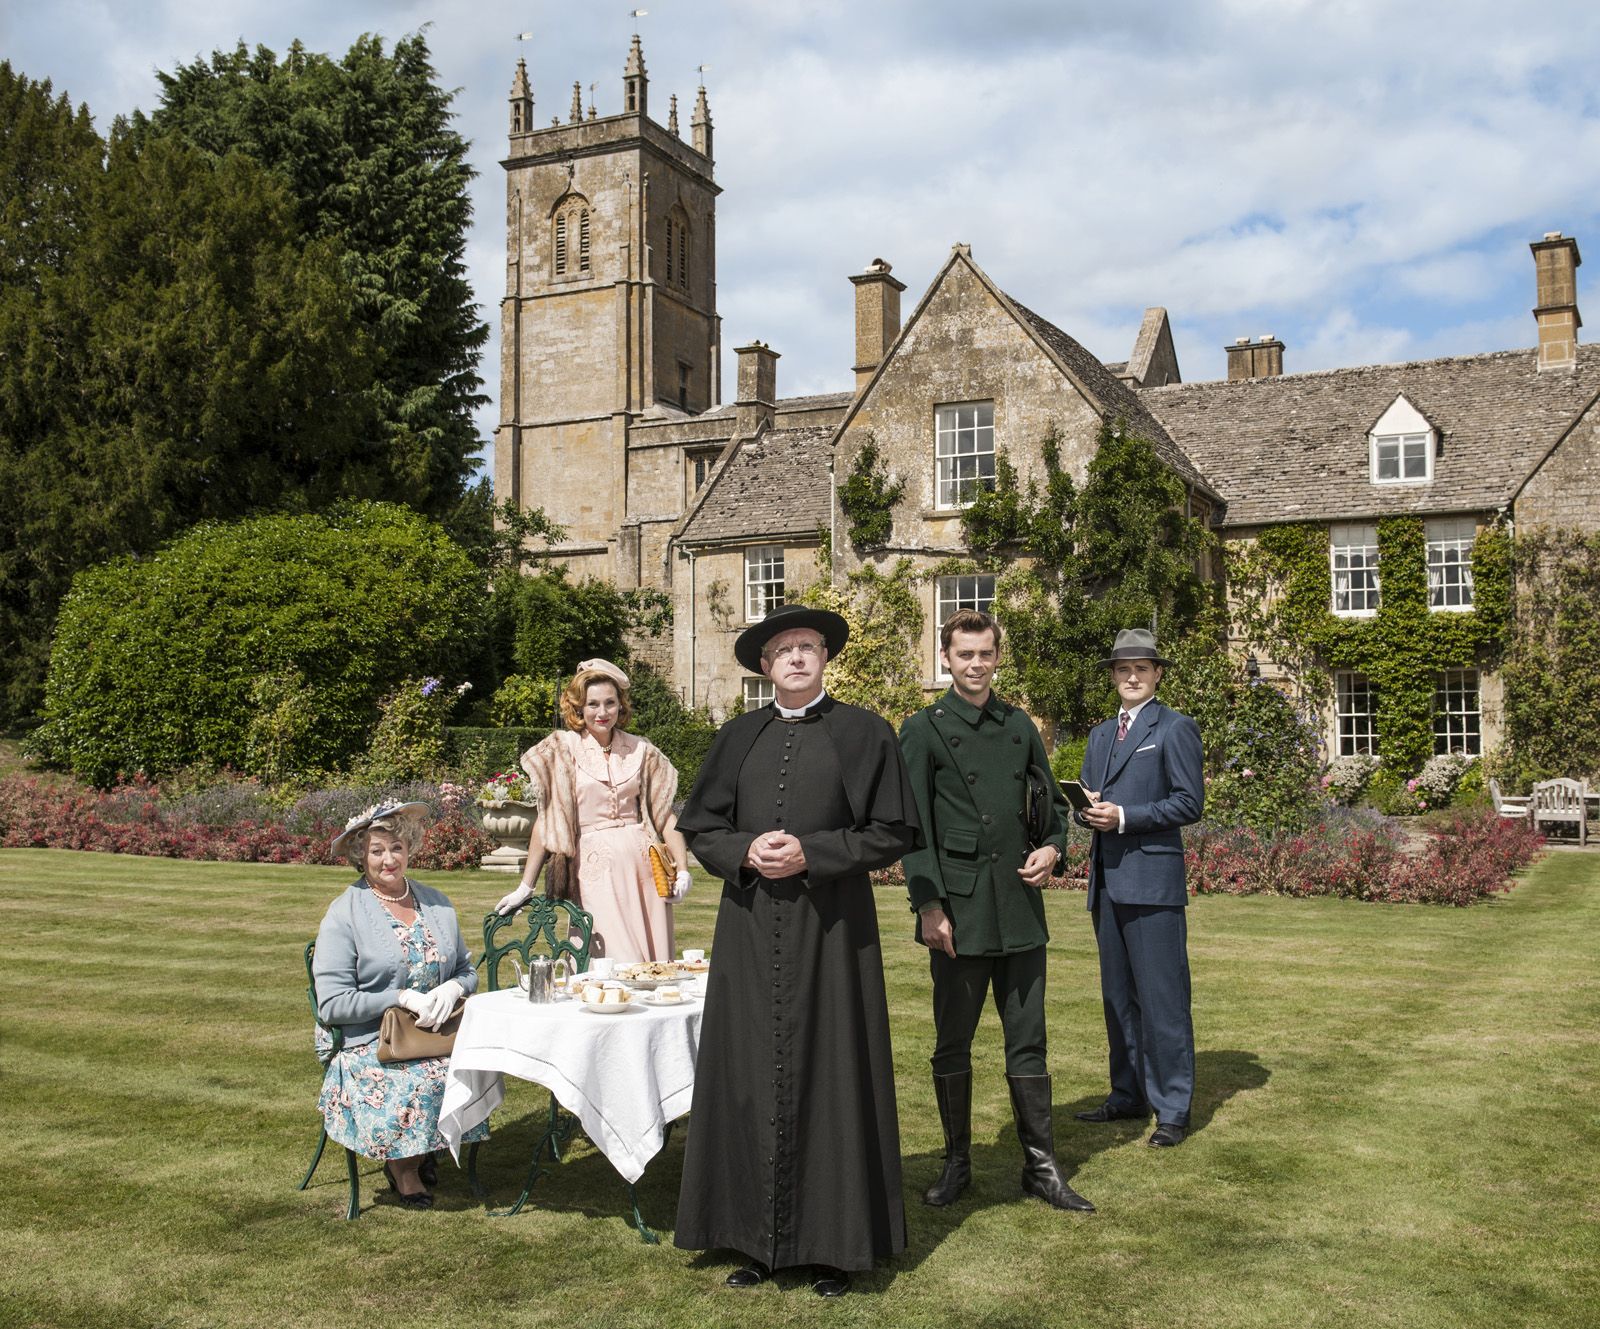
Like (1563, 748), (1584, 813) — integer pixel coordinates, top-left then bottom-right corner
(415, 979), (464, 1030)
(394, 987), (429, 1016)
(670, 869), (693, 902)
(495, 882), (535, 915)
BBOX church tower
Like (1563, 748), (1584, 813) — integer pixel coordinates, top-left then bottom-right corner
(495, 38), (721, 578)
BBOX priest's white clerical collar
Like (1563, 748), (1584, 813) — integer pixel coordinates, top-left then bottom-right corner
(774, 688), (828, 719)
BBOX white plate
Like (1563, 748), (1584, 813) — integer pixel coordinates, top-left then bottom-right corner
(641, 992), (693, 1006)
(582, 999), (640, 1014)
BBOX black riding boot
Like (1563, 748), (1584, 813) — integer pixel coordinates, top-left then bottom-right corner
(923, 1071), (972, 1206)
(1006, 1074), (1095, 1213)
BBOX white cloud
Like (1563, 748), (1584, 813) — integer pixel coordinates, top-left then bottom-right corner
(8, 0), (1600, 457)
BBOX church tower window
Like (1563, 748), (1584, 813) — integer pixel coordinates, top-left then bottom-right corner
(552, 194), (592, 278)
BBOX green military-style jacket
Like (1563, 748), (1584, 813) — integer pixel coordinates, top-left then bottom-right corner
(898, 688), (1068, 957)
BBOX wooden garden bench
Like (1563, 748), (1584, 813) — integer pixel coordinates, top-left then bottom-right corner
(1531, 778), (1589, 846)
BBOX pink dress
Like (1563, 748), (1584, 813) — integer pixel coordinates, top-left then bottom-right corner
(573, 732), (675, 962)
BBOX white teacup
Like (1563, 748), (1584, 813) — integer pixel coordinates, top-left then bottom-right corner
(589, 957), (615, 979)
(682, 949), (705, 964)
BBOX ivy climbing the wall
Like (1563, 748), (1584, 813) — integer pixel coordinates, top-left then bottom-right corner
(1228, 516), (1511, 776)
(960, 421), (1215, 736)
(837, 433), (905, 551)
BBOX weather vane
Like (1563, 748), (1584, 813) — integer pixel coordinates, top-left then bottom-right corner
(696, 63), (710, 87)
(630, 8), (648, 33)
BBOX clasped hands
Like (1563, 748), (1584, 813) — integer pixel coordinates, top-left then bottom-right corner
(396, 978), (463, 1030)
(742, 830), (807, 879)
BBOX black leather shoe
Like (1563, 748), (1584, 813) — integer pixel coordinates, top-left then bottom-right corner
(1074, 1102), (1147, 1122)
(418, 1152), (439, 1188)
(1007, 1074), (1096, 1213)
(383, 1161), (434, 1209)
(1148, 1123), (1187, 1148)
(812, 1268), (850, 1297)
(725, 1262), (769, 1289)
(923, 1070), (972, 1206)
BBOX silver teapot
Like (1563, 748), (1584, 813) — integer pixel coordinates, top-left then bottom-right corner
(513, 952), (574, 1003)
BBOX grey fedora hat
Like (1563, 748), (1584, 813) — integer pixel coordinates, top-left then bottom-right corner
(1097, 627), (1173, 669)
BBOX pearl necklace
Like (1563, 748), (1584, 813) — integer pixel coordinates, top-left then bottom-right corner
(368, 877), (413, 905)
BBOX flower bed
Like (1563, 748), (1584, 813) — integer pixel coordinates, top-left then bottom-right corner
(1188, 807), (1543, 906)
(869, 809), (1542, 907)
(0, 774), (493, 872)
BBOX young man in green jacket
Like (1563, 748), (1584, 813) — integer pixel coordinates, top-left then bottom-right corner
(898, 610), (1094, 1213)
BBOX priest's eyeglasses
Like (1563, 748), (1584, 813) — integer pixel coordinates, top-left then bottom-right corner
(765, 640), (823, 660)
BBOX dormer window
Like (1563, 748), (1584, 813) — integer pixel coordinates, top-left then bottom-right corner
(1368, 394), (1435, 484)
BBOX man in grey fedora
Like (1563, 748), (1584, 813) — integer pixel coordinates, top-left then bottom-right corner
(1075, 628), (1204, 1147)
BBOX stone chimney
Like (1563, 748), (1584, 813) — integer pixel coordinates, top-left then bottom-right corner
(734, 342), (779, 435)
(1531, 231), (1582, 371)
(849, 258), (907, 392)
(1225, 334), (1285, 381)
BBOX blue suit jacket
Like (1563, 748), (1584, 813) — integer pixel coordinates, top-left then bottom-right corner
(1079, 698), (1204, 911)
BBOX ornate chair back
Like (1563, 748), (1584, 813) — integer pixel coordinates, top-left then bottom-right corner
(482, 897), (595, 992)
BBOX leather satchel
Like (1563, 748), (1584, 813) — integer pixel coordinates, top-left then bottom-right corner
(376, 1000), (467, 1064)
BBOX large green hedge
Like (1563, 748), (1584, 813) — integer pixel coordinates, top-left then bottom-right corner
(30, 503), (482, 784)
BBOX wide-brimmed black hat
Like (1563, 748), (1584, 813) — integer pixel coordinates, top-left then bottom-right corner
(1097, 627), (1173, 669)
(735, 604), (850, 673)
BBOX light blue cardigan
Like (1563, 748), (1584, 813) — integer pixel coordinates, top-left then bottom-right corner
(312, 878), (479, 1050)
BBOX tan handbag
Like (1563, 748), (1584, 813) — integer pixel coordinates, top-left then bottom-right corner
(638, 756), (678, 898)
(376, 1000), (467, 1063)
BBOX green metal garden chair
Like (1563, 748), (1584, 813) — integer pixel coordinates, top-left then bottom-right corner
(478, 898), (678, 1241)
(476, 898), (593, 1215)
(296, 941), (361, 1220)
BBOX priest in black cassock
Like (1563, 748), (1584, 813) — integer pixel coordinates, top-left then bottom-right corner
(673, 604), (922, 1299)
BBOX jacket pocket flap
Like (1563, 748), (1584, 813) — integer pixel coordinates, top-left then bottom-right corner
(941, 828), (979, 856)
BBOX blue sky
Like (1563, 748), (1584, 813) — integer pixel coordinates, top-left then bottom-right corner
(9, 0), (1600, 471)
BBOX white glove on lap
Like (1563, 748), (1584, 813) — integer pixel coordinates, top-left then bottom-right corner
(671, 869), (693, 902)
(495, 882), (534, 915)
(394, 987), (428, 1016)
(416, 979), (464, 1030)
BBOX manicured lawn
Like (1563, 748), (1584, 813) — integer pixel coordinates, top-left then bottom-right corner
(2, 848), (1596, 1328)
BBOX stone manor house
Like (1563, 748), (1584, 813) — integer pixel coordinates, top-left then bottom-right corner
(493, 39), (1600, 759)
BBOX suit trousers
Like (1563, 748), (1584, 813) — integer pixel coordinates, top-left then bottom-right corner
(929, 945), (1048, 1077)
(1090, 893), (1194, 1126)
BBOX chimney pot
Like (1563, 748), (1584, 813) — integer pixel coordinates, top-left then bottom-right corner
(1531, 231), (1582, 371)
(734, 341), (780, 435)
(850, 257), (907, 393)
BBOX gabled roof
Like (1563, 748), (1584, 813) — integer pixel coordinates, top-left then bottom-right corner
(829, 244), (1219, 502)
(675, 424), (836, 546)
(1141, 345), (1600, 527)
(1006, 297), (1214, 497)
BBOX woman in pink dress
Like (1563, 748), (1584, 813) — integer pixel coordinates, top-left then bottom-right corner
(494, 659), (690, 961)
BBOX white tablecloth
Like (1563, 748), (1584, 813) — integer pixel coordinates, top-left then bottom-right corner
(437, 988), (702, 1184)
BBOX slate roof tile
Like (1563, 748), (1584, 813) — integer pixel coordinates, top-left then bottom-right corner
(1141, 345), (1600, 526)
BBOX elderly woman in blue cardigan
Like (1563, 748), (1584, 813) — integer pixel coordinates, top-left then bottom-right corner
(313, 801), (486, 1209)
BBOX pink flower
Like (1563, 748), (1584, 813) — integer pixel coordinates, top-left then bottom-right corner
(1241, 768), (1255, 778)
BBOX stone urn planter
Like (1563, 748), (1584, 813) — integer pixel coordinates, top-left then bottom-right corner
(476, 799), (539, 873)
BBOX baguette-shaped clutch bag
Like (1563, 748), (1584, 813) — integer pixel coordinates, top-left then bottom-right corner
(376, 1000), (467, 1063)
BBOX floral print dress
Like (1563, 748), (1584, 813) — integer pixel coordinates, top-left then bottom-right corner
(316, 912), (488, 1159)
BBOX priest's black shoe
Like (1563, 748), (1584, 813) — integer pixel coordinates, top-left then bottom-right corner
(1007, 1074), (1096, 1213)
(922, 1070), (972, 1206)
(1074, 1101), (1147, 1123)
(1148, 1122), (1187, 1148)
(725, 1262), (769, 1289)
(812, 1268), (850, 1298)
